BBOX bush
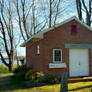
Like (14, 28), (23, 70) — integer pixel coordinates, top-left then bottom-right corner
(25, 70), (44, 83)
(13, 65), (29, 80)
(14, 71), (26, 80)
(13, 65), (29, 74)
(45, 75), (59, 84)
(0, 65), (9, 73)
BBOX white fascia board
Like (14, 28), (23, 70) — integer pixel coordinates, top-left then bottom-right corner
(74, 18), (92, 31)
(32, 33), (44, 38)
(53, 16), (92, 31)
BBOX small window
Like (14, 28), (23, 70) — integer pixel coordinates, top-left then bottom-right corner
(37, 45), (40, 55)
(53, 49), (62, 62)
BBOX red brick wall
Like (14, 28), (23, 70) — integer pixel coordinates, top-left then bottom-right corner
(26, 20), (92, 77)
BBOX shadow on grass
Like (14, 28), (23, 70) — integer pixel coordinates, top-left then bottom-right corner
(0, 74), (57, 92)
(0, 74), (27, 92)
(69, 85), (92, 91)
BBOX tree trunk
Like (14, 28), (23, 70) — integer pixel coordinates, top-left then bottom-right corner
(49, 0), (52, 28)
(9, 64), (12, 72)
(76, 0), (82, 21)
(86, 13), (91, 26)
(8, 54), (13, 72)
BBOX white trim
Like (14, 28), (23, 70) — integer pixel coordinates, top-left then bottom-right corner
(49, 63), (66, 68)
(53, 49), (62, 63)
(21, 16), (92, 47)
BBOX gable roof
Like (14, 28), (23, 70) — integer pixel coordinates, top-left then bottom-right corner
(21, 16), (92, 47)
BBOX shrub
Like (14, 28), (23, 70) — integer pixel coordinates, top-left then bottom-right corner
(45, 75), (59, 84)
(14, 71), (25, 80)
(13, 65), (29, 80)
(13, 65), (29, 74)
(25, 70), (44, 83)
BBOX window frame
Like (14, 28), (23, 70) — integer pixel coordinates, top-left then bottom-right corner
(37, 45), (40, 55)
(53, 49), (62, 63)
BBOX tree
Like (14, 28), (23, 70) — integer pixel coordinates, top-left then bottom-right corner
(14, 0), (68, 41)
(0, 0), (14, 71)
(39, 0), (72, 29)
(49, 0), (63, 28)
(0, 0), (20, 71)
(13, 0), (46, 41)
(76, 0), (92, 26)
(39, 0), (65, 28)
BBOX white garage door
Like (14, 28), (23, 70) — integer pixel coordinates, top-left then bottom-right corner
(69, 48), (89, 77)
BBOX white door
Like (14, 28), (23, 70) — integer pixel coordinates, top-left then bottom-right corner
(69, 48), (89, 77)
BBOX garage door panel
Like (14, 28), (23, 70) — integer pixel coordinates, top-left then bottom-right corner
(69, 48), (89, 77)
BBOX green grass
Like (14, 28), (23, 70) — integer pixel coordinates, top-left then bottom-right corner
(0, 65), (9, 73)
(0, 73), (92, 92)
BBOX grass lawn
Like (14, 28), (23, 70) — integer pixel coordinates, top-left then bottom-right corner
(0, 73), (92, 92)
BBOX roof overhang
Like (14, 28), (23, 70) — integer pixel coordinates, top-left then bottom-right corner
(21, 16), (92, 47)
(20, 33), (43, 47)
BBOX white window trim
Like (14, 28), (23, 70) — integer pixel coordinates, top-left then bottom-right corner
(37, 45), (40, 55)
(53, 49), (62, 63)
(49, 63), (66, 68)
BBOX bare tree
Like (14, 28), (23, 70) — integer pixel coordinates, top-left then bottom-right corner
(0, 0), (14, 71)
(39, 0), (68, 28)
(13, 0), (46, 41)
(76, 0), (92, 26)
(49, 0), (62, 28)
(14, 0), (69, 41)
(0, 0), (21, 71)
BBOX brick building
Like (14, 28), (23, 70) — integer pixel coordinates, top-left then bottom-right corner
(21, 16), (92, 77)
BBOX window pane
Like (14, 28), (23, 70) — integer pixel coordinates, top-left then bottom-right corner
(54, 50), (61, 62)
(37, 45), (40, 54)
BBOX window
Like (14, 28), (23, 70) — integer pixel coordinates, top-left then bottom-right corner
(53, 49), (62, 62)
(37, 45), (40, 55)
